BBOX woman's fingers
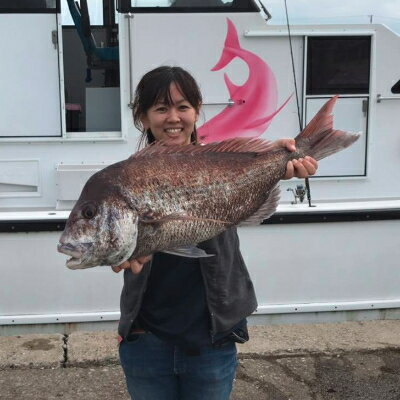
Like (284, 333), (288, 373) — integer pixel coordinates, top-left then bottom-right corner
(284, 160), (295, 179)
(111, 255), (152, 274)
(131, 255), (153, 274)
(274, 138), (296, 152)
(296, 157), (317, 176)
(111, 261), (130, 273)
(284, 157), (318, 180)
(129, 259), (144, 274)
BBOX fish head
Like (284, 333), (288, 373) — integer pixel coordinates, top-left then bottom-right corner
(58, 172), (139, 269)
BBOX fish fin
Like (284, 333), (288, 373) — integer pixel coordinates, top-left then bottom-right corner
(239, 185), (280, 226)
(245, 94), (293, 129)
(295, 96), (360, 161)
(211, 18), (241, 71)
(131, 138), (274, 159)
(224, 73), (241, 98)
(162, 246), (215, 258)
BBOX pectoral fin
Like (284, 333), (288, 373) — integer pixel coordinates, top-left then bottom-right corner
(239, 185), (280, 226)
(162, 246), (215, 258)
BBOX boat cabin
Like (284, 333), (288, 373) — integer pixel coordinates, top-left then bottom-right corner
(1, 0), (400, 333)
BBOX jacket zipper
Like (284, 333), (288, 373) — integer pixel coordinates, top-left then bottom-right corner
(128, 258), (153, 330)
(199, 259), (217, 343)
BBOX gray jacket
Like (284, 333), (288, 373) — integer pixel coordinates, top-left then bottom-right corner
(118, 227), (258, 341)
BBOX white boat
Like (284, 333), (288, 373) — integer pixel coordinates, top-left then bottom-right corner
(1, 0), (399, 334)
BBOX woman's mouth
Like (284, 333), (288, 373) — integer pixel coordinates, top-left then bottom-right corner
(164, 128), (183, 134)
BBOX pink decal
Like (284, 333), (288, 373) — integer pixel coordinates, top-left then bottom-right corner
(198, 18), (291, 143)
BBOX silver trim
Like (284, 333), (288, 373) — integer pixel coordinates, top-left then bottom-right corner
(377, 94), (400, 103)
(126, 13), (134, 108)
(203, 99), (235, 107)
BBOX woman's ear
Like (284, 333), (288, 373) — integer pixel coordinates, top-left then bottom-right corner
(140, 114), (149, 130)
(195, 103), (202, 122)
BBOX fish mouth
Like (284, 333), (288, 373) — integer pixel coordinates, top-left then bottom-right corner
(57, 242), (93, 269)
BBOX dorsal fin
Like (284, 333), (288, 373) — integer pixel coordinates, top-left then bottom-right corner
(130, 138), (274, 159)
(239, 185), (280, 226)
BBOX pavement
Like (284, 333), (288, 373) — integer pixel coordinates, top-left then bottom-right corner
(1, 320), (400, 399)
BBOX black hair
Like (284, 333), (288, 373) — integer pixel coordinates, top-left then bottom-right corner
(132, 66), (202, 148)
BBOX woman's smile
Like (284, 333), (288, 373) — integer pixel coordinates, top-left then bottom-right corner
(165, 128), (183, 134)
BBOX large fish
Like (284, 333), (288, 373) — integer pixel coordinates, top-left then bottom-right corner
(58, 97), (359, 269)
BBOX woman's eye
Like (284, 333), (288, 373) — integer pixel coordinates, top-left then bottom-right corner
(155, 107), (167, 112)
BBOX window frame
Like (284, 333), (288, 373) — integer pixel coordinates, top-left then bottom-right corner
(0, 1), (60, 13)
(306, 36), (371, 96)
(116, 0), (259, 13)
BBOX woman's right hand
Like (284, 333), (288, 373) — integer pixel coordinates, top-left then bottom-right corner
(111, 255), (152, 274)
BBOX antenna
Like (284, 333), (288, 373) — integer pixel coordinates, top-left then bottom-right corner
(255, 0), (272, 22)
(284, 0), (313, 207)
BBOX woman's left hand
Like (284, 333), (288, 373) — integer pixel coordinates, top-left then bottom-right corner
(273, 138), (318, 179)
(111, 255), (152, 274)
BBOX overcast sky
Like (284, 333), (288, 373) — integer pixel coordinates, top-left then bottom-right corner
(262, 0), (400, 34)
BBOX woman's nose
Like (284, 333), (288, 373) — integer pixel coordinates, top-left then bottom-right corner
(166, 108), (181, 122)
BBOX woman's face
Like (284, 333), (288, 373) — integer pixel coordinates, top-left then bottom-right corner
(141, 82), (199, 146)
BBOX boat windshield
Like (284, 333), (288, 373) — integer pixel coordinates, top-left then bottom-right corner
(118, 0), (259, 13)
(0, 0), (58, 12)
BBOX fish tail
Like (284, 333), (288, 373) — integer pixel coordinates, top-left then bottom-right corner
(295, 96), (360, 161)
(211, 18), (241, 71)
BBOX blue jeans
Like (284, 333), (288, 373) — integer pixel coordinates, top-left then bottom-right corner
(119, 333), (237, 400)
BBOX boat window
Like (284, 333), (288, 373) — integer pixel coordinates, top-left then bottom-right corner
(306, 36), (371, 95)
(117, 0), (259, 13)
(0, 0), (59, 12)
(0, 3), (62, 138)
(391, 80), (400, 94)
(61, 0), (121, 135)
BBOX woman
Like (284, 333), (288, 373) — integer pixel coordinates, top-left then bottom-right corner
(113, 66), (317, 400)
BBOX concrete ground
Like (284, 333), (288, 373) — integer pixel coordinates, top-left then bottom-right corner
(1, 320), (400, 399)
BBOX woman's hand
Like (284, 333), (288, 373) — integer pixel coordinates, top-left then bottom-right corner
(111, 255), (152, 275)
(273, 138), (318, 179)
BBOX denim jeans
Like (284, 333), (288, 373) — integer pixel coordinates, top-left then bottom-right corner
(119, 333), (237, 400)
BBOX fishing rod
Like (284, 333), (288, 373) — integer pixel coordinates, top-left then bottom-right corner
(283, 0), (314, 207)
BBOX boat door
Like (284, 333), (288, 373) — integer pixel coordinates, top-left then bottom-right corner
(304, 35), (371, 177)
(0, 1), (62, 137)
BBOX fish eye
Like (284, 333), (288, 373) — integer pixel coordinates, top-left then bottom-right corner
(82, 203), (97, 220)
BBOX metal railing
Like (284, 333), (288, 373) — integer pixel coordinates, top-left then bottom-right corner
(377, 94), (400, 103)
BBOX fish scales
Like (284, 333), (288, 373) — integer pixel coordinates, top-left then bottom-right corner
(122, 150), (284, 258)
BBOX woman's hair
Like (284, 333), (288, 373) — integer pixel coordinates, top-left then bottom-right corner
(132, 66), (202, 148)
